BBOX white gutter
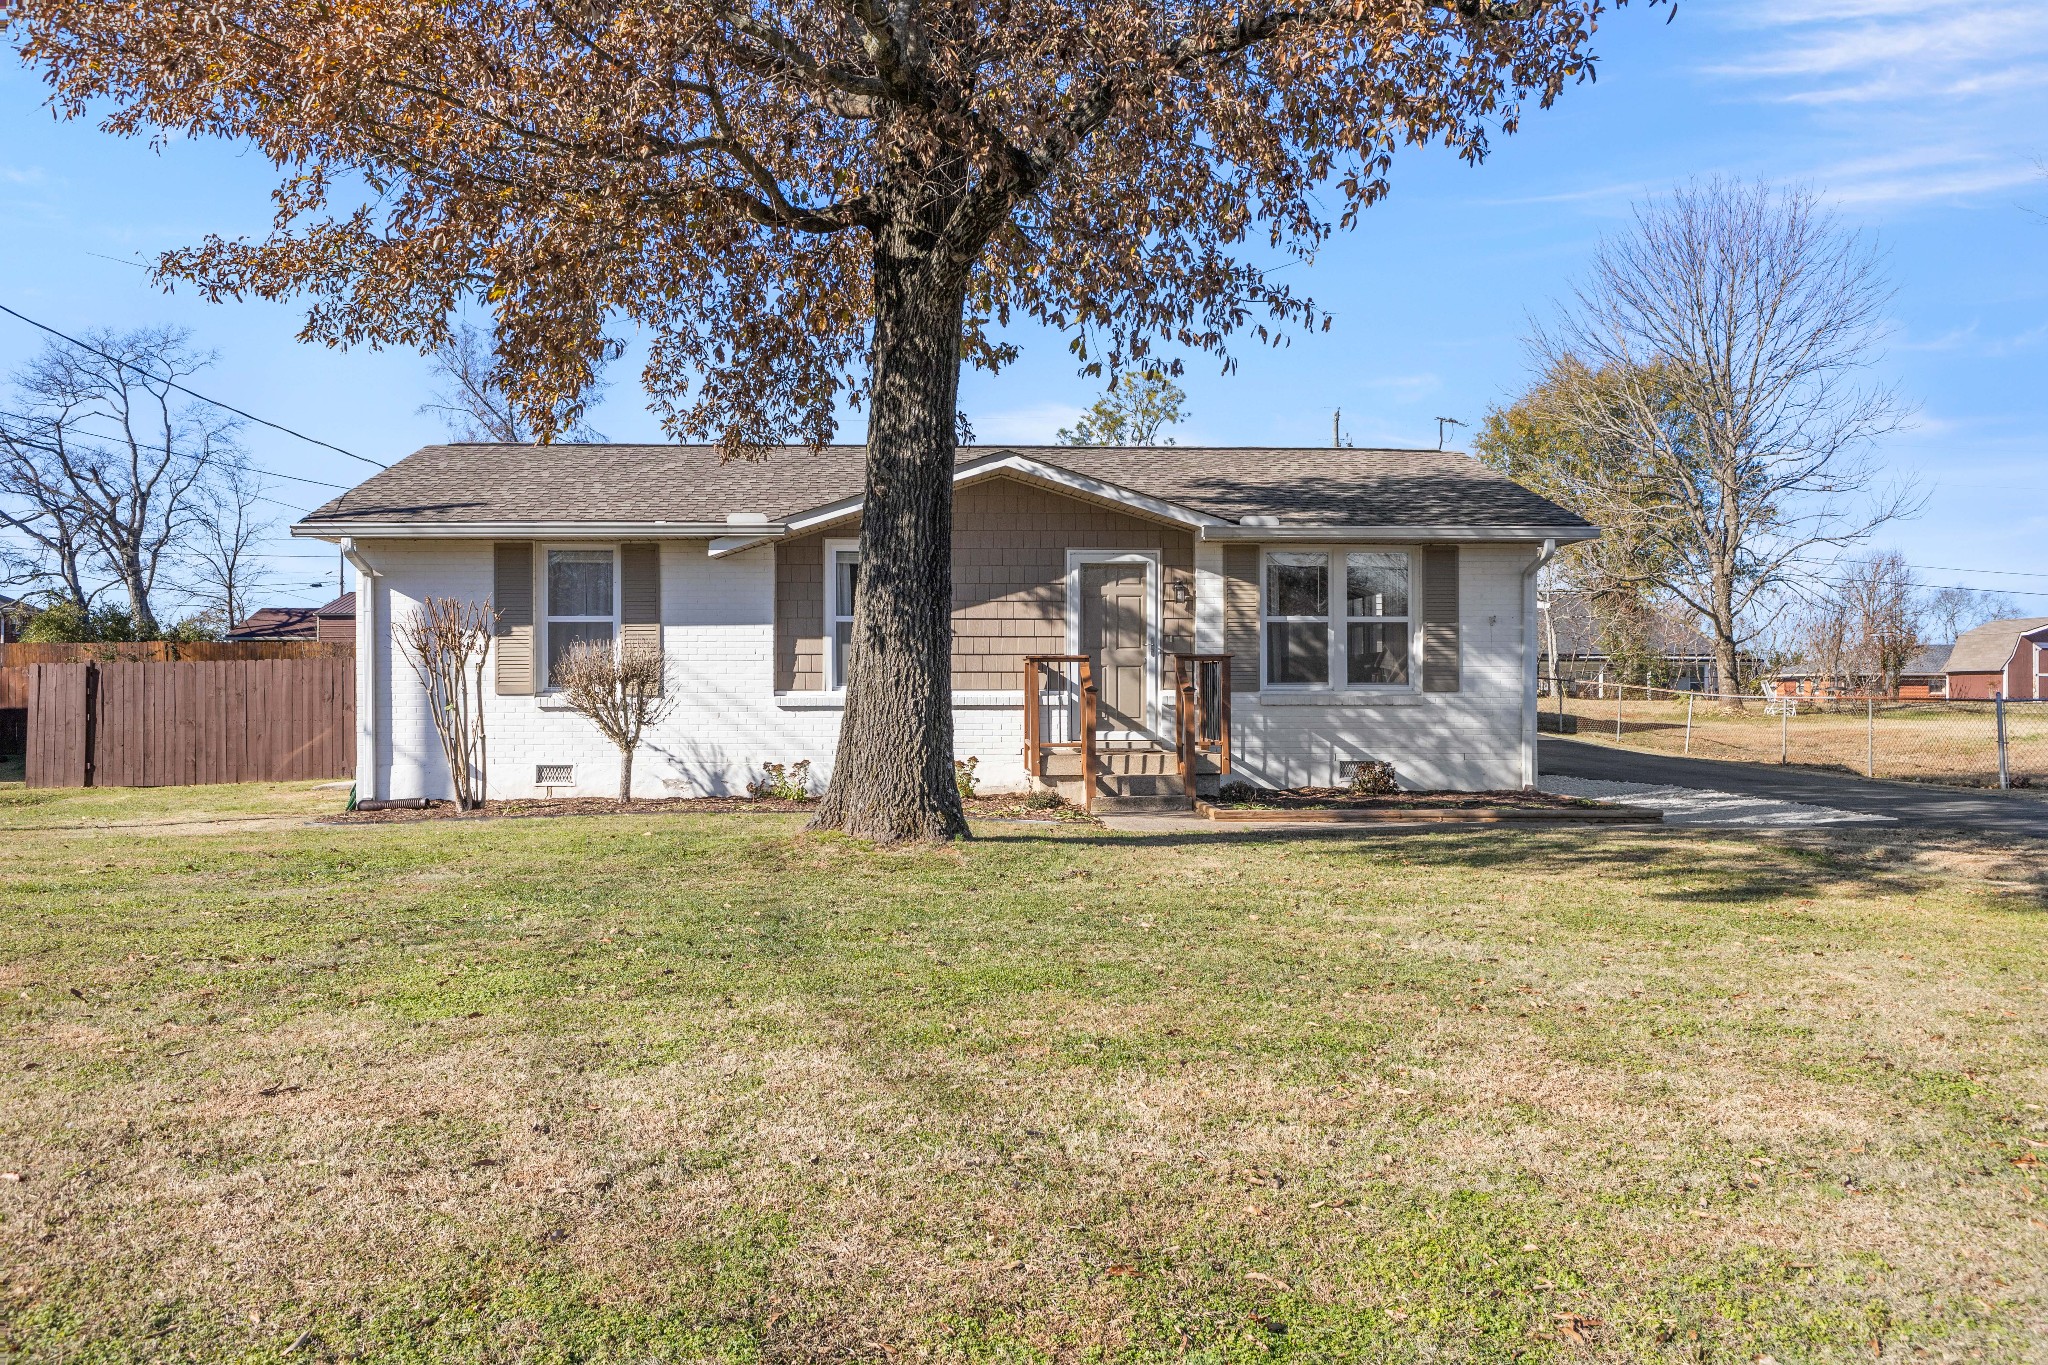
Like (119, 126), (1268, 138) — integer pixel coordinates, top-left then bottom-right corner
(339, 538), (382, 802)
(1202, 524), (1599, 543)
(1520, 538), (1560, 789)
(293, 520), (767, 540)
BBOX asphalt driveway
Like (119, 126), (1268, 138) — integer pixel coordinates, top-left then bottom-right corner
(1541, 738), (2048, 839)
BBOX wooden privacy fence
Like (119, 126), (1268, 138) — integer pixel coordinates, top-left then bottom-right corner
(24, 657), (354, 788)
(0, 640), (350, 666)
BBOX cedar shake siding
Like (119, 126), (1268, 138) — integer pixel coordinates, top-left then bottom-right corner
(774, 475), (1195, 692)
(775, 534), (826, 692)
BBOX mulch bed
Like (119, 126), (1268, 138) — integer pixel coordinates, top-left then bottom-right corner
(1209, 787), (1607, 812)
(324, 793), (1096, 825)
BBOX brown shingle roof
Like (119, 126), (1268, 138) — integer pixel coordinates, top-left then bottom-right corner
(226, 606), (320, 641)
(314, 592), (355, 619)
(294, 443), (1592, 533)
(1945, 617), (2048, 675)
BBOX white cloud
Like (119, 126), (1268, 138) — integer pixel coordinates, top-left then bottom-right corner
(1712, 1), (2048, 105)
(1811, 144), (2044, 209)
(1702, 1), (2048, 215)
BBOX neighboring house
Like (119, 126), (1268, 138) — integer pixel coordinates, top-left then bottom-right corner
(227, 605), (319, 641)
(1540, 589), (1724, 694)
(1773, 642), (1955, 702)
(226, 592), (356, 643)
(313, 592), (356, 645)
(1898, 644), (1953, 700)
(0, 594), (24, 644)
(292, 443), (1597, 804)
(1944, 617), (2048, 701)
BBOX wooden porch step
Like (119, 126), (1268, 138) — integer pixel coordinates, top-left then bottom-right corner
(1041, 745), (1179, 779)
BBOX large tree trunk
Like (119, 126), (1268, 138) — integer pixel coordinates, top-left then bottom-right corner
(618, 745), (633, 806)
(809, 243), (973, 842)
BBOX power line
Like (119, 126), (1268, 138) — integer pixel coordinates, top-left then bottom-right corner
(0, 407), (348, 500)
(0, 302), (387, 471)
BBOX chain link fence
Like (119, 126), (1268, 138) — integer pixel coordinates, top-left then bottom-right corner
(1541, 680), (2046, 790)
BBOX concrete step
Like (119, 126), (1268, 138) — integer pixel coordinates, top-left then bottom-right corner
(1094, 793), (1196, 814)
(1101, 771), (1187, 799)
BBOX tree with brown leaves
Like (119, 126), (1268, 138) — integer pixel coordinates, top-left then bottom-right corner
(8, 0), (1640, 839)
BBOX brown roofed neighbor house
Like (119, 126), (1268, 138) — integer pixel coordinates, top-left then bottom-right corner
(226, 593), (356, 643)
(0, 594), (25, 644)
(226, 605), (319, 641)
(314, 591), (356, 645)
(296, 443), (1595, 534)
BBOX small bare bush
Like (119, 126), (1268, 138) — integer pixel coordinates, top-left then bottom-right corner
(1347, 760), (1398, 795)
(554, 638), (676, 804)
(396, 596), (495, 809)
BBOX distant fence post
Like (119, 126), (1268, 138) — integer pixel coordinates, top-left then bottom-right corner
(1685, 692), (1695, 756)
(1866, 696), (1875, 779)
(1780, 699), (1789, 765)
(1615, 685), (1623, 739)
(1997, 693), (2010, 790)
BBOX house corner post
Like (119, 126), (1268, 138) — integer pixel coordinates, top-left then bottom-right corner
(1520, 539), (1557, 790)
(342, 539), (382, 802)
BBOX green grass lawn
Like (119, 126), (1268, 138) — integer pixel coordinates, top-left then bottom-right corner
(3, 784), (2047, 1363)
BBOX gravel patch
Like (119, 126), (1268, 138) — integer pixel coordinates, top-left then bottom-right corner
(1538, 775), (1895, 827)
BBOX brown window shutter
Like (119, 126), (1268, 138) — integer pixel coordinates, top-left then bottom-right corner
(1422, 545), (1460, 693)
(620, 542), (661, 656)
(493, 542), (535, 696)
(1223, 545), (1260, 694)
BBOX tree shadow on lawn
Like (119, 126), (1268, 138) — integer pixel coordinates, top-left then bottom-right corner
(971, 821), (2048, 910)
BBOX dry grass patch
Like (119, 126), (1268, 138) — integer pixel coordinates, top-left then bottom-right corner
(2, 782), (2046, 1362)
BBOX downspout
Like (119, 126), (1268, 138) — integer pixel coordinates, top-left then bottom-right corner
(340, 538), (382, 802)
(1520, 539), (1559, 789)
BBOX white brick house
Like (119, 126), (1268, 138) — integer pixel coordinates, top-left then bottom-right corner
(293, 443), (1595, 805)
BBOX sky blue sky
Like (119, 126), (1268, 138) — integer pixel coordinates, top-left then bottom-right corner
(1, 0), (2043, 613)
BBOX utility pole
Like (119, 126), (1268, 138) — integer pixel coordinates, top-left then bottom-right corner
(1332, 409), (1341, 449)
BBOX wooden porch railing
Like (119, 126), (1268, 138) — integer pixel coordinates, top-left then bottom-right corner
(1172, 653), (1232, 791)
(1022, 654), (1097, 811)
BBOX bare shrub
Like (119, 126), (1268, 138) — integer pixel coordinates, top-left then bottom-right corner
(1347, 760), (1398, 796)
(396, 596), (494, 809)
(553, 638), (676, 805)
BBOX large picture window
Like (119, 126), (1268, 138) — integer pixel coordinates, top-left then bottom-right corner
(546, 547), (615, 687)
(827, 542), (860, 690)
(1262, 548), (1413, 690)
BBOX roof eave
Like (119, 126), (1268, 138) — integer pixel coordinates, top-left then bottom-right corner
(290, 520), (780, 540)
(1200, 524), (1600, 543)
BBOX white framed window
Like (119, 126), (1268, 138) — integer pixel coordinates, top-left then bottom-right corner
(544, 546), (617, 688)
(824, 538), (860, 691)
(1261, 547), (1414, 691)
(1345, 551), (1411, 686)
(1263, 551), (1330, 686)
